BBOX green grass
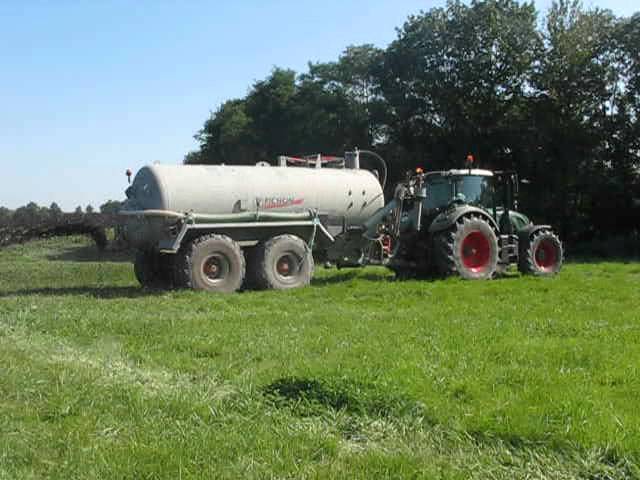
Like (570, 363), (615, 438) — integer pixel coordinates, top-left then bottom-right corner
(1, 236), (639, 479)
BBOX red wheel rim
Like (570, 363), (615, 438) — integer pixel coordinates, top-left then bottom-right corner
(461, 231), (491, 272)
(534, 240), (558, 271)
(276, 254), (298, 278)
(277, 258), (291, 276)
(202, 254), (230, 283)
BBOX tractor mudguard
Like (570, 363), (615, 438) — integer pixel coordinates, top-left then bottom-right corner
(428, 205), (499, 233)
(517, 224), (552, 243)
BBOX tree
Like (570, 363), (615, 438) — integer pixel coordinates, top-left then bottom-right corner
(74, 206), (83, 215)
(244, 68), (298, 161)
(100, 200), (123, 215)
(86, 205), (94, 214)
(187, 49), (386, 166)
(528, 0), (620, 237)
(13, 202), (47, 227)
(188, 99), (254, 165)
(613, 13), (640, 204)
(183, 150), (206, 165)
(303, 45), (386, 146)
(49, 202), (63, 222)
(0, 207), (12, 227)
(378, 0), (540, 172)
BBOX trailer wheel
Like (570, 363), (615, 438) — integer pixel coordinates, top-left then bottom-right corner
(519, 229), (563, 276)
(434, 215), (498, 280)
(252, 235), (314, 290)
(176, 234), (245, 293)
(134, 249), (174, 289)
(241, 246), (259, 290)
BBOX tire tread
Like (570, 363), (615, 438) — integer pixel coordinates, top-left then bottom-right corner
(252, 234), (314, 290)
(175, 234), (245, 292)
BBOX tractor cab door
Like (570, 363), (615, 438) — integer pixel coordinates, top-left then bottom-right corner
(491, 172), (533, 234)
(491, 172), (518, 211)
(422, 175), (454, 212)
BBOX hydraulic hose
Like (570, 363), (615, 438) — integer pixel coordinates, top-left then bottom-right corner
(359, 149), (388, 190)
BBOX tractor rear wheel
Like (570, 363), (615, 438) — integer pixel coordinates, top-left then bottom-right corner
(175, 234), (245, 293)
(251, 234), (314, 290)
(519, 229), (563, 276)
(134, 249), (175, 289)
(388, 265), (415, 280)
(434, 216), (498, 280)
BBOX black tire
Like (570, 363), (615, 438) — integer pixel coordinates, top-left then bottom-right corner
(519, 229), (563, 276)
(241, 246), (259, 290)
(251, 234), (314, 290)
(433, 215), (499, 280)
(175, 234), (245, 293)
(388, 263), (434, 280)
(134, 249), (174, 289)
(388, 265), (414, 280)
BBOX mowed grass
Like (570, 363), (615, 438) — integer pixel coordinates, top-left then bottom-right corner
(1, 236), (639, 479)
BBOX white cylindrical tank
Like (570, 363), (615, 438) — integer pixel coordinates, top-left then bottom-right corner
(124, 164), (385, 227)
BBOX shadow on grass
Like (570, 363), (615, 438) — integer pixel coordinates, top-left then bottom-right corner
(264, 377), (636, 476)
(0, 286), (163, 299)
(263, 376), (427, 419)
(565, 255), (640, 264)
(46, 245), (134, 263)
(262, 376), (436, 449)
(467, 430), (636, 476)
(311, 270), (394, 286)
(311, 268), (522, 287)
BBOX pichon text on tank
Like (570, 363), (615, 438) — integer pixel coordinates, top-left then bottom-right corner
(257, 197), (305, 210)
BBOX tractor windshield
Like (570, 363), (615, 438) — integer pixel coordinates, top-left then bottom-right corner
(453, 175), (493, 209)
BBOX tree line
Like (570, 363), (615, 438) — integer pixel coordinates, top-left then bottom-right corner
(0, 201), (123, 229)
(185, 0), (640, 248)
(0, 200), (125, 249)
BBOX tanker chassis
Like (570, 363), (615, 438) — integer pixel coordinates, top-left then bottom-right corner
(119, 151), (563, 292)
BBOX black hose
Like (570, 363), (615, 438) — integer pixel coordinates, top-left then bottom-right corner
(359, 149), (388, 190)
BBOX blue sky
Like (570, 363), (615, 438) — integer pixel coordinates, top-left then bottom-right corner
(1, 0), (637, 211)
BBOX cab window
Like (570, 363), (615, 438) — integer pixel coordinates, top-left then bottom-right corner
(453, 175), (493, 209)
(423, 177), (452, 210)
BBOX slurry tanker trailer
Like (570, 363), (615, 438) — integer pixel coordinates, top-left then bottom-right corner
(119, 150), (563, 292)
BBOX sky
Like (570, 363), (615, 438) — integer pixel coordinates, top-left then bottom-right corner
(1, 0), (637, 211)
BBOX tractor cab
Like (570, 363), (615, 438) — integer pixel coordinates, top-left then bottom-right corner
(419, 169), (531, 234)
(421, 169), (494, 212)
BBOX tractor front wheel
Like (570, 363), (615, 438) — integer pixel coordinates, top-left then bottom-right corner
(519, 229), (563, 276)
(434, 216), (499, 280)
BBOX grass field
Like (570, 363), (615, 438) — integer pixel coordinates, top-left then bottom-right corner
(1, 236), (639, 479)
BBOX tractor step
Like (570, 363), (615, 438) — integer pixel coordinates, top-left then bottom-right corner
(498, 234), (519, 264)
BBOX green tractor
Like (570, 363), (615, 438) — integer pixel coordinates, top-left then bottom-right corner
(360, 162), (563, 279)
